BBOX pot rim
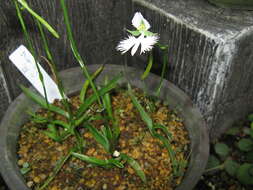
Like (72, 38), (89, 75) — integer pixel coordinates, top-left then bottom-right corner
(0, 64), (209, 190)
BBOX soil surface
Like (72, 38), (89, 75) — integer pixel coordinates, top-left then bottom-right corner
(17, 88), (190, 190)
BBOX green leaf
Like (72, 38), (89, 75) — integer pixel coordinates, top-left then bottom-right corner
(71, 152), (124, 168)
(27, 111), (48, 124)
(214, 143), (230, 157)
(127, 84), (153, 134)
(246, 151), (253, 162)
(236, 163), (253, 185)
(237, 138), (253, 152)
(206, 155), (221, 169)
(224, 158), (239, 177)
(243, 127), (251, 135)
(120, 153), (147, 183)
(20, 167), (31, 175)
(225, 127), (240, 136)
(85, 124), (110, 153)
(17, 0), (59, 38)
(60, 0), (103, 108)
(76, 73), (122, 117)
(43, 124), (61, 142)
(154, 123), (172, 141)
(20, 85), (68, 118)
(250, 129), (253, 139)
(101, 125), (113, 143)
(126, 29), (141, 36)
(80, 65), (104, 103)
(154, 132), (177, 174)
(248, 114), (253, 122)
(102, 77), (113, 120)
(143, 31), (156, 36)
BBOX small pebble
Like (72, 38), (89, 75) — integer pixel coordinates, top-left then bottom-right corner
(102, 183), (108, 190)
(27, 181), (34, 188)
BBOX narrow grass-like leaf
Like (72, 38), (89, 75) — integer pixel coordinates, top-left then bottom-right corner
(38, 150), (72, 190)
(128, 84), (153, 134)
(27, 111), (70, 129)
(71, 152), (124, 168)
(80, 65), (104, 103)
(73, 129), (85, 152)
(154, 123), (172, 141)
(102, 77), (113, 120)
(43, 124), (61, 142)
(37, 21), (68, 109)
(153, 133), (178, 174)
(102, 77), (120, 143)
(20, 85), (68, 118)
(17, 0), (59, 38)
(85, 124), (110, 153)
(27, 111), (48, 124)
(141, 53), (153, 80)
(14, 1), (50, 106)
(76, 73), (122, 117)
(121, 153), (147, 183)
(101, 125), (113, 143)
(59, 0), (102, 107)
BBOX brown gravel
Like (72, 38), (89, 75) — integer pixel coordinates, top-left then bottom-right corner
(17, 88), (190, 190)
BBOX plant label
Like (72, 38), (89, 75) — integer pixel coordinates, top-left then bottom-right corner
(9, 45), (62, 103)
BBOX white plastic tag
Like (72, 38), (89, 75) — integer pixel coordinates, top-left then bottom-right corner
(9, 45), (62, 103)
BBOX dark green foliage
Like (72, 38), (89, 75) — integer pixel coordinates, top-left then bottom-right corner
(206, 113), (253, 186)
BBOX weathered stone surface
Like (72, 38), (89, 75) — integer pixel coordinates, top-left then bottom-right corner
(130, 0), (253, 138)
(0, 63), (11, 120)
(0, 0), (253, 138)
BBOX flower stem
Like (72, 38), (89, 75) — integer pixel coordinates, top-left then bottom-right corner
(141, 52), (153, 80)
(14, 0), (49, 107)
(155, 45), (169, 96)
(204, 164), (224, 173)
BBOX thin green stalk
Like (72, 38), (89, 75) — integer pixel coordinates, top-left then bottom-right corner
(156, 46), (169, 96)
(37, 150), (72, 190)
(205, 164), (224, 173)
(36, 20), (73, 121)
(141, 52), (153, 80)
(14, 0), (49, 107)
(59, 0), (102, 107)
(17, 0), (59, 38)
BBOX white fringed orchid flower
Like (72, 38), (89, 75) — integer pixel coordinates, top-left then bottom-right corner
(116, 12), (159, 56)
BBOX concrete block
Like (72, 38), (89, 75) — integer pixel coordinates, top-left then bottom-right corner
(130, 0), (253, 138)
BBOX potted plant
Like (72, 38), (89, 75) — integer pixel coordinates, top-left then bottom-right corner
(207, 0), (253, 10)
(0, 0), (209, 189)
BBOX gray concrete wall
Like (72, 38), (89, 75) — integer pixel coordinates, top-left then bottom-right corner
(1, 0), (253, 139)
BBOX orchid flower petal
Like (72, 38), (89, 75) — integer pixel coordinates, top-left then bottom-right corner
(116, 35), (137, 54)
(131, 34), (144, 56)
(132, 12), (143, 29)
(142, 18), (151, 30)
(140, 35), (159, 54)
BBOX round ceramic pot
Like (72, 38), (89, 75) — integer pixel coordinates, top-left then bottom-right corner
(0, 64), (209, 190)
(207, 0), (253, 10)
